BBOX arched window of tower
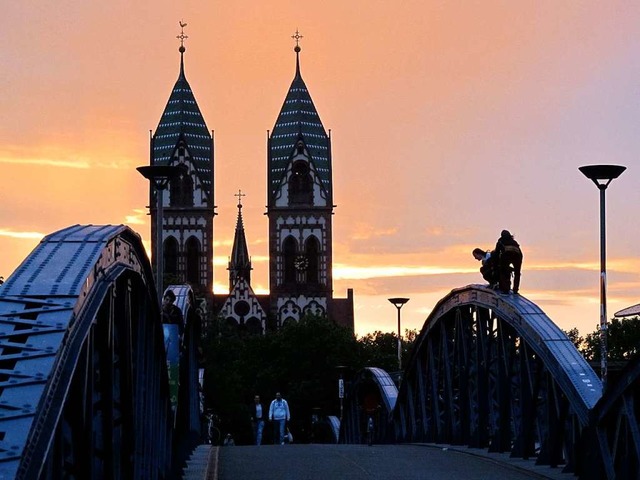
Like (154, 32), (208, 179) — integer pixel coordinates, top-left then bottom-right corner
(283, 236), (297, 284)
(170, 164), (193, 207)
(305, 236), (320, 284)
(288, 160), (313, 205)
(185, 236), (201, 285)
(164, 236), (179, 276)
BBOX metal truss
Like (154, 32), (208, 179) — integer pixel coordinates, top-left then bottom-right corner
(585, 354), (640, 479)
(0, 225), (174, 479)
(391, 285), (602, 473)
(341, 367), (398, 445)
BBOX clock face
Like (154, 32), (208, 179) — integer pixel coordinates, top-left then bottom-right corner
(294, 255), (309, 271)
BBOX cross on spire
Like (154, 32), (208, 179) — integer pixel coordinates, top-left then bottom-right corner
(291, 29), (303, 51)
(177, 21), (188, 52)
(235, 189), (246, 208)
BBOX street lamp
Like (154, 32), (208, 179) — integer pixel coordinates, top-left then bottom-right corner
(137, 165), (182, 304)
(579, 164), (626, 391)
(388, 298), (409, 371)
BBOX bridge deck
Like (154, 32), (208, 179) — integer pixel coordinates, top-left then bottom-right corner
(192, 444), (572, 480)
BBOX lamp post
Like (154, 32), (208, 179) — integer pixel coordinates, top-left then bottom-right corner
(388, 298), (409, 371)
(579, 164), (626, 391)
(137, 165), (182, 305)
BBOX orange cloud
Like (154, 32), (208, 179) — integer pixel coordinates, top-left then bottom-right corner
(0, 229), (45, 240)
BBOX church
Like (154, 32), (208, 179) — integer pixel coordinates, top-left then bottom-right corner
(145, 27), (354, 333)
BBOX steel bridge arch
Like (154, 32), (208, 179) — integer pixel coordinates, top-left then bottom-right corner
(340, 367), (398, 444)
(392, 285), (602, 472)
(0, 225), (179, 479)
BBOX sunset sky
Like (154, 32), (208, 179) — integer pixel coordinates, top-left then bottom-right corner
(2, 2), (640, 338)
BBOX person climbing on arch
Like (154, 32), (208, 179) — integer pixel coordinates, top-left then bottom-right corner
(472, 247), (499, 289)
(494, 230), (523, 294)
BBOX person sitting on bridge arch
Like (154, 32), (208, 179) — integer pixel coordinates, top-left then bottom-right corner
(472, 248), (499, 289)
(495, 230), (523, 294)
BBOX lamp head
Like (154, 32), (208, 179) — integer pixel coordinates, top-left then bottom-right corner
(137, 165), (183, 189)
(388, 297), (410, 308)
(579, 165), (626, 189)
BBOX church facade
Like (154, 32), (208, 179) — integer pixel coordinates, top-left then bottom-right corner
(146, 28), (353, 332)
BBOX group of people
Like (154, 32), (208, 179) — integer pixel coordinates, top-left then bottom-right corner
(250, 392), (292, 445)
(473, 230), (523, 294)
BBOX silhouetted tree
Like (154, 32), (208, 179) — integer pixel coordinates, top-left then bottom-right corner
(358, 329), (418, 372)
(582, 316), (640, 361)
(563, 327), (584, 352)
(201, 317), (417, 444)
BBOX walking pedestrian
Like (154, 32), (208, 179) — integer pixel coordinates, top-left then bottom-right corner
(268, 392), (290, 445)
(250, 394), (265, 445)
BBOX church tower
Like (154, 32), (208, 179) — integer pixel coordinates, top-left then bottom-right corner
(266, 32), (334, 326)
(149, 24), (215, 295)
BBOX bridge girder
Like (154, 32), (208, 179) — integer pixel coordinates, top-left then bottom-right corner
(340, 367), (398, 445)
(0, 225), (174, 479)
(391, 285), (602, 472)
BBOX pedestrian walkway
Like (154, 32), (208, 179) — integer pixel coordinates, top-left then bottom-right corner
(210, 444), (572, 480)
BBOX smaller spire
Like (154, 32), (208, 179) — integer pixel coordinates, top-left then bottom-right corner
(177, 21), (188, 77)
(229, 190), (251, 289)
(291, 29), (303, 76)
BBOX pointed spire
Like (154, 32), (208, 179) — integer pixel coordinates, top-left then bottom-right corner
(177, 21), (188, 78)
(228, 190), (252, 289)
(268, 30), (331, 201)
(153, 21), (213, 197)
(292, 29), (303, 78)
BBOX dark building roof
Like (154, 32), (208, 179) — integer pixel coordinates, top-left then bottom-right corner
(152, 48), (213, 198)
(268, 47), (331, 202)
(331, 289), (355, 331)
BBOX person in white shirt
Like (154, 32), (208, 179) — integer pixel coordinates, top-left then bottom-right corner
(268, 392), (291, 445)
